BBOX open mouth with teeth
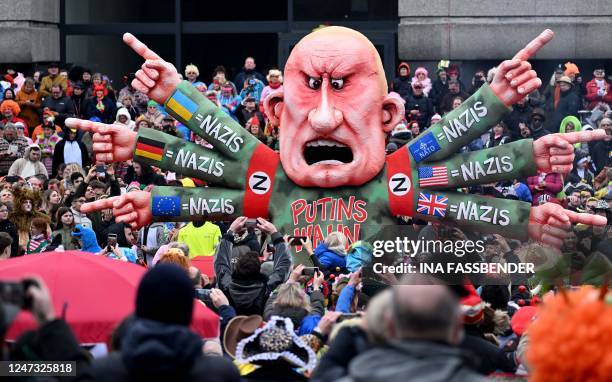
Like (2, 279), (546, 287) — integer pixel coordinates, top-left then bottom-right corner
(303, 139), (354, 165)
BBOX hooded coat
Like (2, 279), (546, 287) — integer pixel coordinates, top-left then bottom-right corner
(391, 62), (412, 99)
(52, 128), (90, 176)
(314, 242), (346, 271)
(8, 145), (48, 178)
(115, 107), (136, 130)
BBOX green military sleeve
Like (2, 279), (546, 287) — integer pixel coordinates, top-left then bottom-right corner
(133, 127), (247, 189)
(163, 81), (259, 159)
(417, 139), (537, 189)
(415, 190), (532, 240)
(407, 84), (511, 163)
(149, 186), (244, 222)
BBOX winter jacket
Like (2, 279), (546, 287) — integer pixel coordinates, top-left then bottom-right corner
(591, 140), (612, 173)
(390, 62), (412, 99)
(404, 92), (434, 128)
(548, 89), (581, 133)
(86, 95), (116, 124)
(388, 131), (412, 148)
(263, 289), (325, 330)
(8, 146), (48, 179)
(39, 75), (67, 98)
(41, 95), (75, 126)
(34, 132), (62, 174)
(52, 137), (90, 176)
(52, 226), (80, 250)
(234, 69), (267, 92)
(215, 231), (291, 315)
(460, 326), (516, 375)
(314, 243), (346, 271)
(311, 326), (371, 382)
(93, 318), (240, 382)
(115, 107), (136, 130)
(334, 340), (487, 382)
(430, 78), (448, 111)
(484, 134), (510, 148)
(15, 88), (41, 130)
(584, 78), (612, 109)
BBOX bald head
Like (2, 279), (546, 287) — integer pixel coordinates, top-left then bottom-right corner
(391, 275), (462, 344)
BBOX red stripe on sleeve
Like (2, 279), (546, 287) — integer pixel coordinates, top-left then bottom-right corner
(243, 144), (280, 218)
(386, 147), (415, 217)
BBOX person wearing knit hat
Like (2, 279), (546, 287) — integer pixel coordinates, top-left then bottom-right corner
(548, 74), (581, 134)
(390, 62), (412, 99)
(566, 151), (594, 185)
(557, 75), (573, 87)
(585, 63), (612, 109)
(92, 263), (241, 380)
(430, 113), (442, 124)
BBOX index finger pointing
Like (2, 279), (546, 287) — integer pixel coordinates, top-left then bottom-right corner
(81, 197), (117, 213)
(561, 129), (607, 144)
(513, 29), (554, 61)
(65, 118), (110, 134)
(123, 33), (161, 60)
(566, 210), (608, 226)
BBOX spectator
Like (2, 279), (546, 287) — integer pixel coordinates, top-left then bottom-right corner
(31, 109), (62, 138)
(234, 57), (266, 92)
(69, 194), (92, 229)
(52, 128), (90, 176)
(503, 96), (533, 140)
(404, 82), (433, 128)
(34, 121), (62, 174)
(484, 122), (510, 148)
(411, 67), (432, 96)
(0, 231), (12, 259)
(81, 69), (93, 92)
(26, 216), (50, 254)
(125, 161), (166, 186)
(0, 201), (19, 257)
(177, 215), (221, 258)
(208, 65), (235, 92)
(585, 64), (612, 109)
(529, 108), (551, 140)
(439, 79), (469, 114)
(391, 62), (412, 99)
(566, 152), (594, 185)
(15, 77), (41, 131)
(143, 100), (164, 127)
(40, 84), (74, 127)
(215, 216), (291, 315)
(118, 73), (149, 115)
(591, 117), (611, 172)
(332, 275), (486, 382)
(3, 88), (15, 102)
(86, 84), (116, 124)
(238, 96), (265, 127)
(38, 63), (67, 98)
(388, 123), (412, 148)
(118, 94), (138, 121)
(409, 121), (421, 138)
(543, 64), (564, 112)
(218, 83), (241, 122)
(446, 64), (467, 91)
(239, 75), (265, 104)
(246, 117), (267, 144)
(312, 231), (348, 272)
(1, 100), (28, 136)
(468, 69), (487, 95)
(549, 76), (580, 133)
(115, 107), (136, 130)
(70, 81), (89, 120)
(184, 64), (206, 90)
(92, 264), (240, 381)
(259, 69), (283, 106)
(98, 222), (138, 263)
(51, 206), (79, 250)
(0, 123), (29, 176)
(430, 67), (449, 111)
(8, 144), (48, 179)
(136, 221), (167, 265)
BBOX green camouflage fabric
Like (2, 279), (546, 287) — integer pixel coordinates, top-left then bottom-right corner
(141, 81), (535, 257)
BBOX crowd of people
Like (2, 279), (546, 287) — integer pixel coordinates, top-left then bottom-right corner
(0, 54), (610, 381)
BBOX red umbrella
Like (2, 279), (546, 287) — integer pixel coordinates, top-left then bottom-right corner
(190, 256), (216, 279)
(1, 251), (219, 343)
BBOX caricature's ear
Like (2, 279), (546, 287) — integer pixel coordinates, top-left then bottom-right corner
(264, 89), (284, 127)
(382, 92), (405, 133)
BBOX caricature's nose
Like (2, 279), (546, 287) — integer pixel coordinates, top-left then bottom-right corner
(308, 79), (343, 135)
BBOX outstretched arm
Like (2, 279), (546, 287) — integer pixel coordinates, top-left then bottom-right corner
(123, 33), (259, 159)
(81, 187), (246, 229)
(407, 30), (553, 163)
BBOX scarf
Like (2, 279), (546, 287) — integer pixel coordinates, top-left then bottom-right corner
(269, 82), (281, 89)
(96, 97), (105, 113)
(28, 233), (48, 254)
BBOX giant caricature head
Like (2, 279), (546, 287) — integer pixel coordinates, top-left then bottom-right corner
(265, 26), (404, 188)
